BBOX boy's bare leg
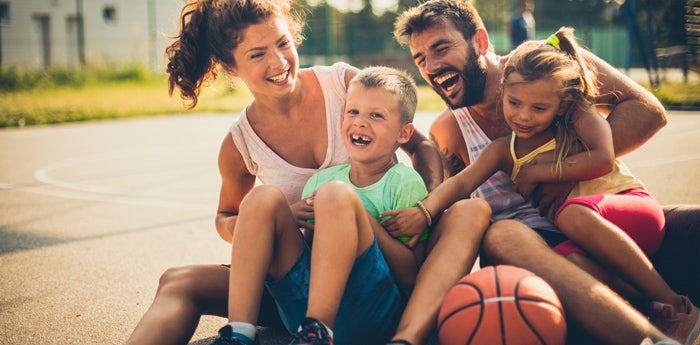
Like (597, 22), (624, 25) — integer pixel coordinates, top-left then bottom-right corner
(483, 219), (669, 345)
(305, 181), (377, 328)
(125, 265), (229, 345)
(391, 199), (492, 345)
(228, 185), (305, 323)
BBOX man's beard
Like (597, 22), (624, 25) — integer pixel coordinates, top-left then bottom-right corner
(434, 50), (488, 109)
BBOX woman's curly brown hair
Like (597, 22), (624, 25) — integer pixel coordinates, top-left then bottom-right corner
(165, 0), (305, 109)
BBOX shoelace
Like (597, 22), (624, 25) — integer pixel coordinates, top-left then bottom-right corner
(292, 323), (331, 344)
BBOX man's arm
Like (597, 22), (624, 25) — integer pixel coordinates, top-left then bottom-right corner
(429, 109), (469, 178)
(400, 129), (444, 191)
(586, 50), (668, 156)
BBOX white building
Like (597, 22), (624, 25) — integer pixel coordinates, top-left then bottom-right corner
(0, 0), (185, 71)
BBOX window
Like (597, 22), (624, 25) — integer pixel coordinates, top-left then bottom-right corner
(102, 5), (116, 24)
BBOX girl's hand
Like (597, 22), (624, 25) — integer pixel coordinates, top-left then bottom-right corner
(291, 193), (315, 230)
(380, 207), (428, 247)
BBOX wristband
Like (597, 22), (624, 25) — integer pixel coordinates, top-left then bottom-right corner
(416, 200), (433, 227)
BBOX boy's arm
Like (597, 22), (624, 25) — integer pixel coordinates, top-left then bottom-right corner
(371, 214), (420, 291)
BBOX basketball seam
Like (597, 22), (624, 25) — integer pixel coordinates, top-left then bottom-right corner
(495, 266), (506, 345)
(515, 279), (548, 345)
(437, 281), (483, 344)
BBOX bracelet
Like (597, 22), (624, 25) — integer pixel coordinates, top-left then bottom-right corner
(416, 200), (433, 227)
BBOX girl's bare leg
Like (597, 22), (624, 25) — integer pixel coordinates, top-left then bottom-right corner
(557, 204), (683, 310)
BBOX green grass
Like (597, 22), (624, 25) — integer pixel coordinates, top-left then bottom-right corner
(1, 67), (698, 128)
(644, 82), (700, 108)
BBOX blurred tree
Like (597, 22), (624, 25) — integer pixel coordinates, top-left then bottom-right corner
(298, 0), (685, 69)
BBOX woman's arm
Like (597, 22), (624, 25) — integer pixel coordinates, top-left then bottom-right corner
(214, 133), (256, 243)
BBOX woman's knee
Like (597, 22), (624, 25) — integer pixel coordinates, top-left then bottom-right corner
(156, 266), (204, 298)
(239, 185), (288, 213)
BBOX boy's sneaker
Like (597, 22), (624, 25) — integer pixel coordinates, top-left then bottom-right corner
(287, 317), (334, 345)
(210, 325), (259, 345)
(649, 296), (700, 345)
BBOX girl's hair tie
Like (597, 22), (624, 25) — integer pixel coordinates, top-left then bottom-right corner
(546, 34), (560, 49)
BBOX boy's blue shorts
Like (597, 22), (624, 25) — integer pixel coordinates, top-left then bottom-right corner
(265, 237), (404, 345)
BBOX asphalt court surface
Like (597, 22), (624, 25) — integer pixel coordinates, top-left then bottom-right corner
(1, 110), (699, 344)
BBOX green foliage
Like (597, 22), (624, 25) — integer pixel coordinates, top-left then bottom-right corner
(0, 65), (156, 92)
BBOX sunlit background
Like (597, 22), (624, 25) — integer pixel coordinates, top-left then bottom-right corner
(0, 0), (693, 76)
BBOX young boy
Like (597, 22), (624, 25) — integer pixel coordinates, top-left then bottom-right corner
(301, 66), (431, 293)
(211, 66), (430, 345)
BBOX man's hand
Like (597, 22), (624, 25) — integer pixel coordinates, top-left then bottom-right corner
(530, 181), (575, 218)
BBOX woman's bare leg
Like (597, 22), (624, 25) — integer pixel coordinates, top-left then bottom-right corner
(125, 264), (229, 345)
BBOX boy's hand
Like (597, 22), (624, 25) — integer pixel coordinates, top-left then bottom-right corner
(380, 207), (428, 247)
(291, 193), (315, 230)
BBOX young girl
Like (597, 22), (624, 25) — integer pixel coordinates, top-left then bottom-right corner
(383, 27), (699, 345)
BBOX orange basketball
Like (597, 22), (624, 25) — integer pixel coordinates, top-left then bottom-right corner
(438, 265), (567, 345)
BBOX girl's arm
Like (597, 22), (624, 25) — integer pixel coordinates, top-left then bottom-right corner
(382, 139), (507, 237)
(514, 108), (615, 199)
(214, 133), (257, 243)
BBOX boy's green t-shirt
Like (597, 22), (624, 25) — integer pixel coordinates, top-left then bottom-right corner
(301, 163), (429, 243)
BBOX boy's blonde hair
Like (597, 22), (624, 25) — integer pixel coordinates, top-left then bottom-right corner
(502, 26), (598, 174)
(349, 66), (418, 124)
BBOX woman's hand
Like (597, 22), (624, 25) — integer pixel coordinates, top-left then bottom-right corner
(380, 207), (428, 248)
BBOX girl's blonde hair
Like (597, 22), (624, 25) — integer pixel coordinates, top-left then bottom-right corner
(165, 0), (306, 109)
(502, 26), (598, 174)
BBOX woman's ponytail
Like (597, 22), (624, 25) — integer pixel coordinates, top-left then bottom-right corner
(166, 0), (218, 110)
